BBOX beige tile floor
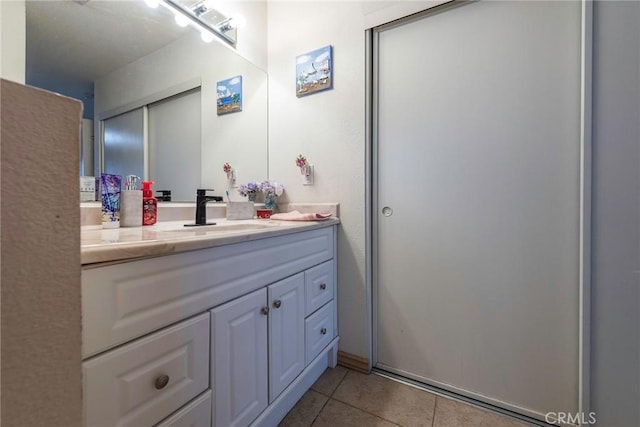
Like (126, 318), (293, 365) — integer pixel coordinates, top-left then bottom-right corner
(279, 366), (532, 427)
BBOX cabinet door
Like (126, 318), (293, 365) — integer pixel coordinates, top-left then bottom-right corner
(268, 273), (305, 402)
(211, 288), (268, 427)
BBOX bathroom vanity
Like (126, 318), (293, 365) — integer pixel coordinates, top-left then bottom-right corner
(80, 218), (339, 426)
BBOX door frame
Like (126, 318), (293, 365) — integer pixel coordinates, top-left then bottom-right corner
(365, 0), (593, 420)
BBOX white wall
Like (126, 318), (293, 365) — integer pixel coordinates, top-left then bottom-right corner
(223, 0), (268, 71)
(267, 1), (368, 358)
(0, 0), (25, 83)
(591, 1), (640, 426)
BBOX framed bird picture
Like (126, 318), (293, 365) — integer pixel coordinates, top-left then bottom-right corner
(296, 45), (333, 97)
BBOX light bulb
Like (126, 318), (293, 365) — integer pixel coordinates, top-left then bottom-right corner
(230, 14), (246, 30)
(201, 30), (214, 43)
(144, 0), (160, 8)
(174, 13), (189, 27)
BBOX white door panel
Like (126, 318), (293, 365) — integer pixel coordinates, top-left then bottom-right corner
(376, 0), (581, 419)
(148, 88), (201, 201)
(212, 288), (268, 427)
(103, 108), (144, 179)
(268, 273), (305, 402)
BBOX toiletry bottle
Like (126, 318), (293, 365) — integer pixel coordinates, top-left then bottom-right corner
(101, 173), (121, 229)
(142, 181), (158, 225)
(121, 175), (142, 227)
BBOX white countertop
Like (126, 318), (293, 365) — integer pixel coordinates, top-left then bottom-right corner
(81, 218), (340, 265)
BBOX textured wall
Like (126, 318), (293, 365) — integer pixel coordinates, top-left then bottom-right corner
(591, 2), (640, 426)
(226, 0), (268, 71)
(1, 80), (82, 427)
(267, 1), (368, 358)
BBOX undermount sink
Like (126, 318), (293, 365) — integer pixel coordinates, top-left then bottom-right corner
(158, 222), (279, 233)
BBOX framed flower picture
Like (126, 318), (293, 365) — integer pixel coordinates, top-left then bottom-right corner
(217, 75), (242, 115)
(296, 45), (333, 97)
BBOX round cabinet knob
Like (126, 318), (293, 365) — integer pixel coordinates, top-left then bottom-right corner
(273, 300), (282, 308)
(261, 306), (269, 315)
(154, 374), (170, 390)
(320, 327), (327, 335)
(320, 283), (327, 290)
(382, 206), (393, 217)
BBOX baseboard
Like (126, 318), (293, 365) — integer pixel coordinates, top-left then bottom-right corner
(337, 351), (370, 373)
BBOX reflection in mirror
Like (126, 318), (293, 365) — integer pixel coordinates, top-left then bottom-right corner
(161, 0), (245, 46)
(25, 0), (267, 202)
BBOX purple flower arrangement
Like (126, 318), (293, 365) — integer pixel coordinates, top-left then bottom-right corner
(259, 180), (285, 197)
(238, 182), (260, 199)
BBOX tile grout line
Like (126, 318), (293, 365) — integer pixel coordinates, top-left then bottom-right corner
(327, 398), (404, 427)
(329, 369), (404, 426)
(309, 367), (350, 426)
(431, 396), (438, 427)
(309, 395), (331, 426)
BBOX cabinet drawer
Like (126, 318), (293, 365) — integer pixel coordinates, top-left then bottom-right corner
(155, 390), (212, 427)
(84, 313), (210, 427)
(305, 301), (335, 364)
(305, 260), (334, 316)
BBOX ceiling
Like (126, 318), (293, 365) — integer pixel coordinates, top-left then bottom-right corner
(26, 0), (190, 83)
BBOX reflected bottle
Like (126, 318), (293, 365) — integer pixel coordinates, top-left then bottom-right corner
(142, 181), (158, 225)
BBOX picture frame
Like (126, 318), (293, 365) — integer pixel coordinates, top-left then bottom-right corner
(296, 45), (333, 97)
(217, 75), (243, 115)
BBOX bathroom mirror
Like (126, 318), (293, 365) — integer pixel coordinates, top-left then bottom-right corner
(25, 0), (267, 201)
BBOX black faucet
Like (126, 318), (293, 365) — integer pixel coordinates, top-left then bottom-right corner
(156, 190), (172, 202)
(194, 189), (222, 225)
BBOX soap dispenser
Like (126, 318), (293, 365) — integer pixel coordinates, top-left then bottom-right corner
(142, 181), (158, 225)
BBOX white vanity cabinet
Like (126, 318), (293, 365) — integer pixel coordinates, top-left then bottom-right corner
(81, 225), (338, 427)
(212, 266), (337, 427)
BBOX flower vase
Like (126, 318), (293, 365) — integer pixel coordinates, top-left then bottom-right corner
(248, 193), (257, 202)
(264, 194), (276, 212)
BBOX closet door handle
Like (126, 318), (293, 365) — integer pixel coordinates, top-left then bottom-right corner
(320, 283), (327, 290)
(261, 306), (269, 315)
(320, 327), (327, 335)
(273, 300), (282, 309)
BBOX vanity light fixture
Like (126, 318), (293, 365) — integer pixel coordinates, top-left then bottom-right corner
(174, 12), (190, 27)
(149, 0), (245, 46)
(217, 14), (246, 33)
(200, 30), (215, 43)
(192, 0), (216, 17)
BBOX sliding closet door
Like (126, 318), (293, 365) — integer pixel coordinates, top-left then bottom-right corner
(375, 1), (581, 420)
(148, 88), (201, 201)
(103, 108), (144, 179)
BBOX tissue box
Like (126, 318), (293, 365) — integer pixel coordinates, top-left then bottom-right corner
(226, 201), (254, 220)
